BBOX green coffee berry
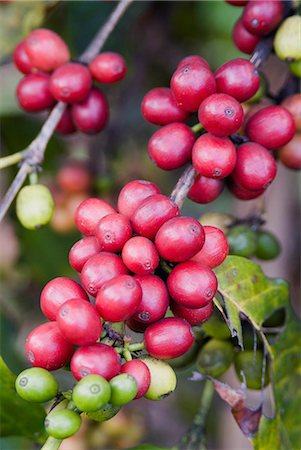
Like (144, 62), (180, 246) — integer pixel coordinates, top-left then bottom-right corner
(16, 184), (54, 230)
(109, 374), (138, 406)
(197, 339), (234, 378)
(142, 357), (177, 401)
(72, 374), (111, 412)
(274, 16), (301, 62)
(227, 225), (257, 257)
(15, 367), (58, 403)
(201, 311), (231, 340)
(45, 409), (81, 439)
(234, 350), (270, 390)
(87, 403), (121, 422)
(255, 230), (280, 260)
(289, 60), (301, 78)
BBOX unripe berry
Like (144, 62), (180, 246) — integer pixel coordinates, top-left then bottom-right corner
(141, 87), (189, 125)
(69, 236), (101, 273)
(13, 41), (33, 74)
(289, 61), (301, 78)
(188, 175), (224, 204)
(255, 230), (281, 260)
(72, 374), (111, 412)
(278, 134), (301, 170)
(227, 224), (257, 257)
(121, 360), (151, 399)
(50, 63), (92, 103)
(45, 409), (81, 439)
(15, 368), (58, 403)
(242, 0), (284, 37)
(117, 180), (161, 219)
(16, 74), (55, 112)
(109, 374), (138, 406)
(170, 300), (213, 326)
(197, 339), (234, 378)
(75, 198), (115, 236)
(95, 213), (132, 253)
(232, 18), (260, 54)
(89, 52), (127, 84)
(121, 236), (159, 275)
(274, 16), (301, 62)
(71, 87), (109, 134)
(142, 357), (177, 400)
(16, 185), (54, 230)
(87, 404), (121, 423)
(190, 225), (229, 268)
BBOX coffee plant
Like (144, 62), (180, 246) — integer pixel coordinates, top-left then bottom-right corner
(0, 1), (300, 449)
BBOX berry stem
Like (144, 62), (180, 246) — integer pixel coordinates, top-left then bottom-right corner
(191, 123), (203, 134)
(249, 35), (274, 70)
(170, 164), (198, 209)
(128, 341), (145, 352)
(40, 436), (63, 450)
(0, 151), (24, 169)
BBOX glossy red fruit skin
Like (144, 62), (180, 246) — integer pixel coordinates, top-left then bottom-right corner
(225, 0), (248, 6)
(121, 236), (159, 275)
(80, 252), (128, 297)
(167, 261), (218, 309)
(49, 63), (92, 103)
(231, 142), (277, 191)
(170, 62), (216, 112)
(121, 360), (151, 399)
(281, 94), (301, 132)
(71, 88), (109, 134)
(141, 87), (189, 125)
(13, 41), (33, 74)
(198, 93), (244, 137)
(69, 237), (101, 273)
(144, 317), (194, 359)
(89, 52), (127, 84)
(55, 108), (77, 134)
(228, 181), (265, 200)
(57, 299), (102, 346)
(96, 275), (142, 322)
(57, 162), (91, 194)
(24, 28), (70, 72)
(40, 277), (89, 321)
(192, 133), (237, 179)
(75, 198), (115, 236)
(132, 275), (169, 324)
(71, 343), (121, 381)
(126, 317), (150, 333)
(232, 18), (260, 54)
(190, 226), (229, 268)
(188, 175), (224, 204)
(16, 73), (55, 112)
(148, 123), (195, 170)
(117, 180), (161, 219)
(95, 213), (132, 253)
(177, 55), (210, 70)
(245, 106), (296, 150)
(130, 194), (179, 240)
(170, 300), (214, 326)
(242, 0), (284, 36)
(278, 134), (301, 170)
(26, 322), (74, 371)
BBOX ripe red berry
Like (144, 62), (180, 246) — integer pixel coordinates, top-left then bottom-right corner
(55, 108), (77, 134)
(49, 63), (92, 103)
(122, 236), (159, 275)
(225, 0), (248, 6)
(26, 322), (74, 371)
(24, 28), (70, 72)
(121, 360), (151, 399)
(245, 106), (296, 150)
(198, 93), (244, 137)
(131, 275), (169, 324)
(117, 180), (161, 219)
(232, 18), (260, 54)
(281, 94), (301, 131)
(130, 194), (179, 240)
(192, 133), (237, 179)
(95, 213), (132, 253)
(71, 87), (109, 134)
(89, 52), (127, 84)
(242, 0), (284, 36)
(190, 225), (229, 268)
(167, 261), (217, 308)
(16, 73), (55, 112)
(228, 181), (265, 200)
(96, 275), (142, 322)
(57, 162), (91, 194)
(69, 237), (101, 272)
(170, 62), (216, 112)
(148, 123), (195, 170)
(141, 87), (188, 125)
(71, 343), (121, 381)
(144, 317), (194, 359)
(170, 300), (214, 326)
(278, 134), (301, 170)
(40, 277), (89, 321)
(75, 198), (115, 236)
(188, 175), (224, 204)
(126, 317), (150, 333)
(80, 252), (128, 296)
(13, 41), (33, 74)
(177, 55), (210, 70)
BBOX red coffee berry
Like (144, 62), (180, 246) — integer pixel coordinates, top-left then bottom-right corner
(177, 55), (210, 70)
(40, 277), (88, 321)
(24, 28), (70, 72)
(57, 162), (91, 194)
(69, 237), (101, 273)
(117, 180), (161, 219)
(131, 275), (169, 324)
(278, 134), (301, 170)
(192, 133), (237, 179)
(242, 0), (284, 36)
(228, 181), (265, 200)
(188, 175), (224, 204)
(225, 0), (248, 6)
(96, 275), (142, 322)
(167, 261), (217, 308)
(55, 108), (77, 134)
(16, 73), (55, 112)
(232, 18), (260, 54)
(198, 93), (244, 137)
(144, 317), (194, 359)
(71, 87), (109, 134)
(245, 106), (296, 150)
(131, 194), (179, 240)
(121, 236), (159, 275)
(26, 322), (74, 371)
(80, 252), (128, 297)
(148, 123), (195, 170)
(141, 87), (189, 125)
(71, 343), (121, 381)
(121, 360), (151, 399)
(281, 94), (301, 131)
(190, 226), (229, 268)
(75, 198), (115, 236)
(126, 317), (150, 333)
(170, 62), (216, 112)
(49, 63), (92, 103)
(170, 300), (214, 326)
(89, 52), (127, 84)
(95, 213), (132, 253)
(13, 41), (33, 74)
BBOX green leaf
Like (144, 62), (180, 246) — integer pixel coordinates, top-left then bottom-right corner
(0, 357), (47, 442)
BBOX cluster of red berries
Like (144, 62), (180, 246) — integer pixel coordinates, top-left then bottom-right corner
(13, 28), (127, 134)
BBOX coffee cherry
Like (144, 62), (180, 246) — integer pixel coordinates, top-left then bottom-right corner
(289, 60), (301, 78)
(228, 181), (265, 200)
(177, 55), (210, 70)
(95, 213), (132, 253)
(130, 194), (179, 240)
(13, 41), (33, 74)
(126, 317), (150, 333)
(109, 374), (138, 406)
(255, 230), (281, 260)
(16, 184), (54, 229)
(167, 261), (217, 308)
(141, 87), (188, 125)
(245, 106), (296, 150)
(188, 175), (224, 204)
(281, 94), (301, 131)
(225, 0), (248, 5)
(197, 339), (234, 378)
(274, 16), (301, 62)
(87, 404), (121, 422)
(72, 374), (111, 412)
(227, 225), (257, 257)
(148, 123), (195, 170)
(192, 133), (237, 179)
(190, 225), (229, 268)
(121, 236), (159, 275)
(142, 357), (177, 400)
(75, 198), (115, 236)
(89, 52), (127, 84)
(234, 350), (269, 389)
(26, 322), (74, 371)
(80, 252), (128, 296)
(16, 73), (55, 112)
(170, 300), (213, 326)
(71, 343), (121, 381)
(49, 63), (92, 103)
(96, 275), (142, 322)
(278, 134), (301, 170)
(69, 237), (101, 272)
(242, 0), (284, 36)
(232, 19), (260, 55)
(55, 107), (77, 134)
(117, 180), (161, 219)
(170, 62), (216, 112)
(57, 162), (91, 194)
(71, 87), (109, 134)
(199, 212), (234, 234)
(121, 360), (151, 399)
(45, 409), (81, 439)
(15, 368), (58, 403)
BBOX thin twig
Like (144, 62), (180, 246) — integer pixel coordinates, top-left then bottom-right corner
(170, 164), (198, 209)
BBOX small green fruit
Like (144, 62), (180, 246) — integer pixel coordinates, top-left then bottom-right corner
(87, 403), (121, 422)
(274, 16), (301, 62)
(109, 374), (138, 406)
(15, 367), (58, 403)
(169, 341), (200, 369)
(45, 409), (81, 439)
(16, 184), (54, 229)
(201, 310), (231, 340)
(72, 374), (111, 412)
(197, 339), (234, 378)
(289, 60), (301, 78)
(234, 350), (270, 390)
(255, 230), (281, 260)
(142, 357), (177, 401)
(227, 225), (257, 257)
